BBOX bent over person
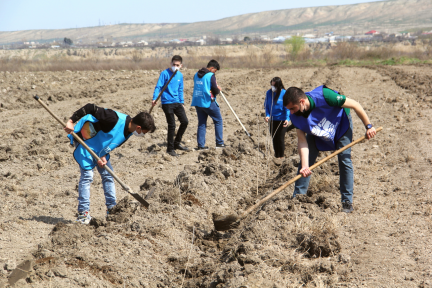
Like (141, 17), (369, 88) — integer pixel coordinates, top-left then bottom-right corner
(283, 85), (376, 213)
(191, 59), (225, 150)
(64, 104), (156, 224)
(152, 55), (188, 157)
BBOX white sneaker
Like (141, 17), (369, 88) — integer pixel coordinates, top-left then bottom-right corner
(75, 211), (91, 224)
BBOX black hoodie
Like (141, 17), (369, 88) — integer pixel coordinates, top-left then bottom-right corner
(197, 68), (220, 97)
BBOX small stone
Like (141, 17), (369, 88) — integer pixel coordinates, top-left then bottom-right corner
(243, 264), (254, 274)
(258, 211), (267, 220)
(338, 253), (350, 264)
(53, 267), (68, 278)
(46, 270), (54, 277)
(4, 259), (16, 271)
(31, 85), (36, 89)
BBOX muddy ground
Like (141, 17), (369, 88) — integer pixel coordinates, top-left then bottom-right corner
(0, 65), (431, 287)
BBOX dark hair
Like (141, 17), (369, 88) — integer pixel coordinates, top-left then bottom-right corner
(207, 59), (220, 70)
(132, 112), (156, 133)
(270, 77), (285, 101)
(171, 55), (182, 63)
(283, 87), (307, 107)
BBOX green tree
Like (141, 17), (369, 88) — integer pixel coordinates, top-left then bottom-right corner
(243, 36), (251, 42)
(284, 36), (305, 60)
(64, 37), (73, 45)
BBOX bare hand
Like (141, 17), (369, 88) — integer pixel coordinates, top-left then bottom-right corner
(97, 156), (107, 168)
(217, 85), (222, 92)
(283, 120), (289, 127)
(152, 100), (157, 107)
(265, 117), (269, 122)
(64, 119), (74, 134)
(366, 127), (376, 139)
(299, 167), (312, 178)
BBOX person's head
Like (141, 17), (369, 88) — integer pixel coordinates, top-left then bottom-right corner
(270, 77), (285, 100)
(206, 59), (220, 73)
(283, 87), (308, 116)
(132, 112), (156, 136)
(171, 55), (183, 71)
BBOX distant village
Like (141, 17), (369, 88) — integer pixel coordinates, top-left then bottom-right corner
(2, 29), (431, 50)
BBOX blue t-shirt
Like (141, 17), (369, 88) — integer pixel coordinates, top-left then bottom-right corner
(153, 69), (184, 104)
(264, 89), (290, 121)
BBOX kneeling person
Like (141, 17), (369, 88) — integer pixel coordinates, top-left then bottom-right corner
(64, 103), (156, 224)
(283, 86), (376, 213)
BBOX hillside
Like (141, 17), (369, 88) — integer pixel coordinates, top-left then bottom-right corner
(0, 0), (431, 44)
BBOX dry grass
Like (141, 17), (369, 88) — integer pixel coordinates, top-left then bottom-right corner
(1, 42), (431, 72)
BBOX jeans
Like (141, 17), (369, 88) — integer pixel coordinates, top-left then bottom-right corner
(195, 101), (224, 147)
(293, 114), (354, 203)
(161, 103), (188, 152)
(77, 159), (116, 213)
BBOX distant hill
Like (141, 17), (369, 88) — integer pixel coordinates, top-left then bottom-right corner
(1, 0), (431, 44)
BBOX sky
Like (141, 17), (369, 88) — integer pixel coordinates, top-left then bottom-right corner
(0, 0), (382, 32)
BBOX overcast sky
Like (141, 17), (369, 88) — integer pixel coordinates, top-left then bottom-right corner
(0, 0), (382, 32)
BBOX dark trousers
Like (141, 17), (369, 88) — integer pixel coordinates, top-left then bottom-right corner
(269, 120), (294, 158)
(162, 103), (188, 152)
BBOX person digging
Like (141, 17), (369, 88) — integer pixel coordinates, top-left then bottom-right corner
(283, 85), (376, 213)
(64, 103), (156, 224)
(152, 55), (189, 157)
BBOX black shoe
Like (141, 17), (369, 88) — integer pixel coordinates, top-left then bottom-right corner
(167, 150), (179, 157)
(195, 146), (209, 151)
(174, 143), (190, 151)
(341, 201), (354, 213)
(216, 144), (227, 149)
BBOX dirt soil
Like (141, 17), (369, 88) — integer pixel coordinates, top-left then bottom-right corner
(0, 65), (431, 287)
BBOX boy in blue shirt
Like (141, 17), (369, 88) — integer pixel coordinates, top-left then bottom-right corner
(191, 59), (225, 150)
(283, 86), (376, 213)
(152, 55), (189, 157)
(64, 104), (156, 224)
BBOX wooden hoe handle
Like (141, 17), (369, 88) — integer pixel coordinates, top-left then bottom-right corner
(240, 127), (383, 219)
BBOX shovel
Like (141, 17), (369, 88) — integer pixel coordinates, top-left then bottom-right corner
(213, 127), (383, 231)
(149, 69), (178, 114)
(33, 95), (150, 208)
(219, 91), (254, 142)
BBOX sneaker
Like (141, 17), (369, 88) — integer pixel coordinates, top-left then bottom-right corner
(341, 201), (354, 213)
(174, 144), (190, 151)
(195, 146), (209, 151)
(216, 144), (227, 149)
(75, 211), (91, 224)
(167, 150), (179, 157)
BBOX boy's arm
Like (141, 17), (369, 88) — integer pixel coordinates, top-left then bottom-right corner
(297, 129), (312, 177)
(210, 75), (221, 96)
(179, 75), (184, 104)
(342, 98), (377, 139)
(153, 71), (167, 101)
(64, 103), (98, 133)
(64, 103), (118, 134)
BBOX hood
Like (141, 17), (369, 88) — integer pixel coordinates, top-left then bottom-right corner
(197, 67), (211, 78)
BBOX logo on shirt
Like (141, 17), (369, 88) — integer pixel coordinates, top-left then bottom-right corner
(311, 118), (339, 142)
(336, 95), (343, 101)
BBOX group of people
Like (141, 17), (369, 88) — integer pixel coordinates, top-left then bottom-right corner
(63, 55), (376, 224)
(152, 56), (226, 157)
